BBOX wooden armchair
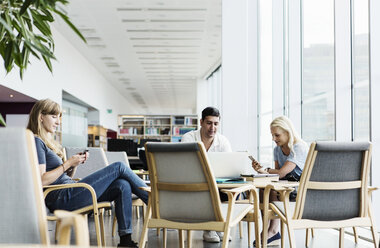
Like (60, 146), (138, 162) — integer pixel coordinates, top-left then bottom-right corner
(44, 147), (114, 247)
(140, 142), (260, 248)
(264, 141), (379, 248)
(0, 128), (89, 246)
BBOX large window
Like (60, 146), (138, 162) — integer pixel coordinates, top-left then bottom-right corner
(352, 0), (370, 141)
(301, 0), (335, 142)
(258, 0), (273, 166)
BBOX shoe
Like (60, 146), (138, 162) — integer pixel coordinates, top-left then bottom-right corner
(203, 230), (220, 243)
(253, 232), (281, 247)
(117, 240), (138, 248)
(216, 231), (232, 241)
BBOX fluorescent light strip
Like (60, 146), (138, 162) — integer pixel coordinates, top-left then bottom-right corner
(133, 45), (200, 48)
(130, 38), (201, 40)
(127, 29), (203, 32)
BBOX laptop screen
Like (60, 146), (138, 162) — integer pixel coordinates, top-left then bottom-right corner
(207, 152), (255, 178)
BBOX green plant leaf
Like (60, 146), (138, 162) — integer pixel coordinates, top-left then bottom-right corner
(52, 8), (86, 43)
(4, 41), (14, 72)
(0, 113), (6, 127)
(20, 0), (33, 16)
(0, 16), (15, 36)
(0, 0), (85, 77)
(42, 54), (53, 72)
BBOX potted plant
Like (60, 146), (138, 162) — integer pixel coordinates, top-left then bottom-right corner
(0, 0), (85, 78)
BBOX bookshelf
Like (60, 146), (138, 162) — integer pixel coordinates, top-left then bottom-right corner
(88, 125), (108, 150)
(118, 114), (198, 142)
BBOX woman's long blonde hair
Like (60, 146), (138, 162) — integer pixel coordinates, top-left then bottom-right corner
(270, 116), (305, 156)
(27, 99), (64, 158)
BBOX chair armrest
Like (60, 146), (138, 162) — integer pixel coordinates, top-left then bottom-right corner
(54, 210), (90, 246)
(43, 183), (99, 215)
(265, 184), (295, 193)
(220, 184), (255, 194)
(368, 186), (378, 194)
(140, 186), (151, 192)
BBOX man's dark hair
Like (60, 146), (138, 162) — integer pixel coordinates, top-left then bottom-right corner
(201, 107), (220, 120)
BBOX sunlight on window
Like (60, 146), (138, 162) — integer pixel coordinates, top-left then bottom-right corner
(353, 0), (370, 141)
(302, 0), (335, 142)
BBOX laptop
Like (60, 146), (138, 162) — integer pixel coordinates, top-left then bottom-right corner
(207, 152), (254, 178)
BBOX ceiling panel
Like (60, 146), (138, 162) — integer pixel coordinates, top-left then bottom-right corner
(53, 0), (221, 114)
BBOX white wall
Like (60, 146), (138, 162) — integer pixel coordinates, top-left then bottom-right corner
(0, 27), (133, 131)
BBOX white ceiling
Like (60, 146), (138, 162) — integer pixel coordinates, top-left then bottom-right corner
(53, 0), (221, 114)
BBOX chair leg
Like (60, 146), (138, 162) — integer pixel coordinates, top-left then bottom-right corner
(93, 210), (102, 247)
(143, 204), (147, 220)
(281, 221), (285, 248)
(112, 215), (117, 237)
(99, 209), (106, 247)
(55, 219), (61, 242)
(286, 221), (296, 248)
(311, 228), (314, 237)
(367, 198), (379, 248)
(339, 228), (344, 248)
(353, 227), (358, 243)
(178, 229), (184, 248)
(163, 228), (167, 248)
(136, 205), (140, 219)
(247, 222), (251, 246)
(139, 202), (152, 248)
(187, 230), (192, 248)
(156, 228), (160, 236)
(305, 229), (310, 247)
(221, 227), (231, 248)
(239, 221), (243, 238)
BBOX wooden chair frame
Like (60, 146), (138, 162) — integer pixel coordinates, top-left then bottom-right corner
(263, 142), (379, 248)
(43, 183), (111, 247)
(139, 142), (259, 248)
(1, 129), (90, 246)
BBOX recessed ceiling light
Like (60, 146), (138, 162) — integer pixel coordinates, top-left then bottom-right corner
(9, 94), (14, 98)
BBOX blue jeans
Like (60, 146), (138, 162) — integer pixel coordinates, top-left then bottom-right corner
(45, 162), (149, 236)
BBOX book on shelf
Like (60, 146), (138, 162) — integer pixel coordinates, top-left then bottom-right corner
(171, 136), (182, 142)
(240, 173), (280, 182)
(120, 127), (141, 135)
(185, 117), (197, 126)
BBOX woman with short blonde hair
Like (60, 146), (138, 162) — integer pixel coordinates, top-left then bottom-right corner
(251, 116), (309, 246)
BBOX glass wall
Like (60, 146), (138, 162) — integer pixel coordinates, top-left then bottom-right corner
(62, 100), (88, 148)
(256, 0), (372, 165)
(258, 0), (273, 166)
(206, 66), (222, 110)
(352, 0), (370, 141)
(301, 0), (335, 142)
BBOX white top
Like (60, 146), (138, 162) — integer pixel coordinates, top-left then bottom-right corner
(181, 129), (232, 152)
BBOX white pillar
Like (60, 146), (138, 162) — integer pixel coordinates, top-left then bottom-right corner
(221, 0), (258, 154)
(370, 0), (380, 229)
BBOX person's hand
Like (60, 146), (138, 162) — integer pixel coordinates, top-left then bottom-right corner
(67, 154), (87, 168)
(251, 159), (263, 172)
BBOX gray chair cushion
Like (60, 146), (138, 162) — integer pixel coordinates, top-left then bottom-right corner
(146, 142), (200, 152)
(301, 141), (367, 221)
(65, 147), (108, 178)
(0, 128), (42, 244)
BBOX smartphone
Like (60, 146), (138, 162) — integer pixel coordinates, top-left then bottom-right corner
(80, 149), (89, 155)
(249, 155), (262, 169)
(248, 155), (256, 162)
